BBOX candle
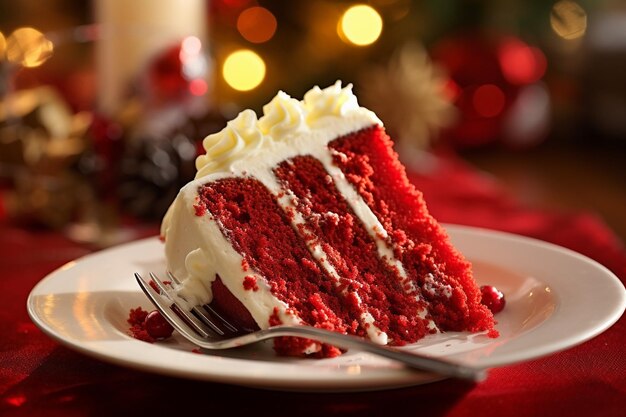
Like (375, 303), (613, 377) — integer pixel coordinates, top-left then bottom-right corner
(95, 0), (207, 117)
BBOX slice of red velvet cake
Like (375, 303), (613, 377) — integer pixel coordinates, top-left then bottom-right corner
(161, 81), (495, 357)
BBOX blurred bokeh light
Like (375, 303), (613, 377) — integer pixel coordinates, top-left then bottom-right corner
(0, 32), (6, 60)
(237, 6), (277, 44)
(338, 4), (383, 46)
(222, 49), (265, 91)
(551, 1), (587, 40)
(6, 27), (54, 68)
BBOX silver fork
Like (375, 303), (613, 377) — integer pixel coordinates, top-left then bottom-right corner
(135, 272), (487, 381)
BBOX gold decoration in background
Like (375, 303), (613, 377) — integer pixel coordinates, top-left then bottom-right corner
(5, 27), (54, 68)
(0, 87), (92, 229)
(0, 32), (6, 59)
(0, 87), (90, 170)
(358, 42), (456, 152)
(551, 1), (587, 40)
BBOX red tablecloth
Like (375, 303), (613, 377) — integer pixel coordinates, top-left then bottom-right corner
(1, 156), (625, 417)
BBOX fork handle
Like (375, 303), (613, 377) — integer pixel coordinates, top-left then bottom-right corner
(254, 325), (487, 381)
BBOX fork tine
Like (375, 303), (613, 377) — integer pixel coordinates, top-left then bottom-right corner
(151, 272), (227, 336)
(149, 272), (170, 294)
(166, 271), (238, 334)
(136, 273), (485, 380)
(189, 305), (226, 335)
(166, 270), (182, 285)
(143, 272), (214, 338)
(201, 305), (239, 333)
(135, 272), (212, 340)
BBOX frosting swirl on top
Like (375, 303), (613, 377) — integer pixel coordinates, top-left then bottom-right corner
(258, 91), (307, 138)
(194, 81), (380, 178)
(196, 109), (266, 177)
(303, 81), (359, 123)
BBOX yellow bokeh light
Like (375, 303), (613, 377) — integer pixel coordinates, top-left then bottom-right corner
(339, 4), (383, 46)
(551, 1), (587, 40)
(6, 27), (54, 67)
(0, 32), (6, 60)
(222, 49), (266, 91)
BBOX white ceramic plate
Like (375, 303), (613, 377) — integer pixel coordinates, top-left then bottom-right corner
(27, 225), (626, 392)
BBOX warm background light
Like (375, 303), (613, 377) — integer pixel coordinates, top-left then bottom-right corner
(498, 38), (547, 85)
(181, 36), (202, 56)
(237, 6), (277, 44)
(0, 32), (6, 60)
(179, 36), (207, 83)
(6, 27), (54, 67)
(222, 49), (266, 91)
(551, 0), (587, 40)
(339, 4), (383, 46)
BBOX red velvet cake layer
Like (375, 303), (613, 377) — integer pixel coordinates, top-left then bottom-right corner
(274, 156), (430, 344)
(197, 177), (362, 356)
(329, 125), (495, 333)
(191, 126), (494, 357)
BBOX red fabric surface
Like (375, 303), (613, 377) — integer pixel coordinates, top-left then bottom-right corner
(1, 156), (625, 417)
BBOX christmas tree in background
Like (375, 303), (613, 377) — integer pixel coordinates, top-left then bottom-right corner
(206, 0), (613, 148)
(0, 0), (622, 231)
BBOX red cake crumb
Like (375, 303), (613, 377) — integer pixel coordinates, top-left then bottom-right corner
(243, 275), (259, 291)
(269, 307), (282, 327)
(127, 307), (155, 343)
(128, 306), (149, 326)
(193, 200), (207, 216)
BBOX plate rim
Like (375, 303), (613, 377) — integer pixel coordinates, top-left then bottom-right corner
(27, 224), (626, 391)
(444, 225), (626, 365)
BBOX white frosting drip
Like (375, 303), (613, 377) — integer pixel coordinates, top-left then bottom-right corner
(162, 81), (439, 347)
(351, 293), (389, 345)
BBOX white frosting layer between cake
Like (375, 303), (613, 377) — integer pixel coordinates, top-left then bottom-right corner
(161, 81), (436, 346)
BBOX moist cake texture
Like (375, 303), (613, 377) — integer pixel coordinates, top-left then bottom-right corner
(161, 82), (495, 357)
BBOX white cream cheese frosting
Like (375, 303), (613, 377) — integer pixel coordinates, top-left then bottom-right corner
(161, 81), (434, 346)
(193, 81), (381, 179)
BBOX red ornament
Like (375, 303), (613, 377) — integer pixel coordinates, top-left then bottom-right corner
(148, 45), (188, 102)
(146, 37), (209, 105)
(432, 32), (549, 148)
(87, 113), (125, 197)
